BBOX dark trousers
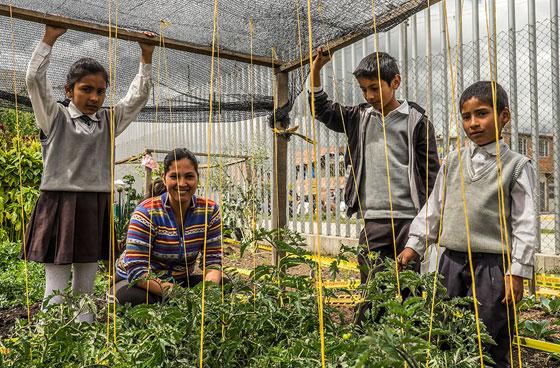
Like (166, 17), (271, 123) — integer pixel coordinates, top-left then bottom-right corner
(355, 218), (413, 325)
(440, 249), (514, 368)
(112, 274), (204, 306)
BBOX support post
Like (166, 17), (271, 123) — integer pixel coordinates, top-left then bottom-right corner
(399, 21), (409, 99)
(271, 71), (289, 267)
(550, 0), (559, 254)
(143, 149), (153, 198)
(528, 0), (541, 252)
(509, 0), (519, 152)
(472, 0), (480, 82)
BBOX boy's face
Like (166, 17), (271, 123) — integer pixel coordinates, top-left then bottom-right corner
(461, 97), (510, 146)
(357, 75), (400, 112)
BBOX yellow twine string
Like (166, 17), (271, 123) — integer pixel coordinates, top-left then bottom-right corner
(199, 0), (219, 366)
(482, 0), (523, 365)
(8, 3), (31, 324)
(305, 1), (327, 366)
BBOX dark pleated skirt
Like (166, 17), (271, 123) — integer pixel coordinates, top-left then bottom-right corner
(21, 191), (112, 264)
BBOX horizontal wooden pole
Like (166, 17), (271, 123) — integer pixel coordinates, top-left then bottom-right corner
(278, 0), (442, 73)
(115, 149), (253, 164)
(0, 4), (280, 68)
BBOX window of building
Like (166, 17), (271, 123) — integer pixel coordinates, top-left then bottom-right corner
(518, 137), (528, 155)
(539, 139), (549, 157)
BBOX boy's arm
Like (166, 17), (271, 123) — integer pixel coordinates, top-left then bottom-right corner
(508, 162), (537, 279)
(114, 34), (155, 136)
(398, 164), (446, 269)
(308, 47), (354, 133)
(416, 117), (441, 195)
(503, 161), (537, 304)
(309, 89), (356, 133)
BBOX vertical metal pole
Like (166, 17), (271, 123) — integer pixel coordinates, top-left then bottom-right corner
(426, 5), (434, 123)
(508, 0), (519, 152)
(399, 21), (409, 99)
(456, 0), (465, 143)
(349, 42), (359, 238)
(385, 29), (391, 52)
(336, 48), (345, 237)
(489, 0), (498, 81)
(528, 0), (541, 252)
(455, 0), (463, 93)
(411, 14), (419, 102)
(440, 2), (449, 145)
(271, 71), (289, 267)
(551, 0), (560, 254)
(298, 116), (305, 233)
(472, 0), (481, 82)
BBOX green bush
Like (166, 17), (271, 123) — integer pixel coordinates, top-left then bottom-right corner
(0, 241), (44, 308)
(2, 230), (493, 368)
(0, 108), (38, 142)
(0, 138), (42, 242)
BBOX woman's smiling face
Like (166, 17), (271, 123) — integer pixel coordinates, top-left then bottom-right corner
(164, 158), (198, 207)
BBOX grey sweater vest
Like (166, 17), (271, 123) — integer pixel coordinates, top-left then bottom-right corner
(359, 107), (417, 219)
(439, 146), (529, 254)
(40, 107), (115, 192)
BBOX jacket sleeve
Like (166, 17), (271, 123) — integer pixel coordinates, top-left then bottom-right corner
(416, 117), (440, 202)
(308, 89), (357, 134)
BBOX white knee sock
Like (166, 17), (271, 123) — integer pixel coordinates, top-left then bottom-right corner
(72, 262), (98, 323)
(44, 264), (72, 308)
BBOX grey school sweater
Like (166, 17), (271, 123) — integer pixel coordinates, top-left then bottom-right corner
(439, 145), (530, 254)
(26, 41), (152, 193)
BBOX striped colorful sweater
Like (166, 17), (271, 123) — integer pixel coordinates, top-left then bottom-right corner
(116, 192), (222, 283)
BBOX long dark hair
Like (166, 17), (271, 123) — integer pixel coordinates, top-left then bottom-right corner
(147, 148), (199, 197)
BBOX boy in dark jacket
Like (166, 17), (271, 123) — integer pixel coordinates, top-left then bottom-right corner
(309, 48), (440, 290)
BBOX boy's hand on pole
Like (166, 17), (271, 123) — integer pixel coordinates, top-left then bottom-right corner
(310, 47), (331, 88)
(502, 275), (524, 305)
(397, 247), (419, 271)
(311, 47), (331, 71)
(42, 25), (67, 46)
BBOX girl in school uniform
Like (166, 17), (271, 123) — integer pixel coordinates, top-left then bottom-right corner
(22, 25), (154, 322)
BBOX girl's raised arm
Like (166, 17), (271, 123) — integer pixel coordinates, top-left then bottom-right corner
(113, 32), (155, 136)
(25, 25), (67, 136)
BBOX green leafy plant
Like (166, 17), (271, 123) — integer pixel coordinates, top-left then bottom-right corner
(0, 108), (38, 143)
(0, 241), (44, 308)
(114, 174), (143, 242)
(2, 228), (494, 367)
(0, 137), (42, 242)
(519, 320), (556, 340)
(539, 297), (560, 317)
(210, 144), (270, 241)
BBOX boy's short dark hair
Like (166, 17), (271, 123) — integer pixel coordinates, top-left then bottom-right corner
(352, 52), (400, 86)
(459, 81), (509, 113)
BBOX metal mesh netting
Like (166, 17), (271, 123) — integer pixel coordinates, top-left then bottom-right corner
(0, 0), (435, 122)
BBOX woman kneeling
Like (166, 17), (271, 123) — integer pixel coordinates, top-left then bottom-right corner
(113, 148), (222, 306)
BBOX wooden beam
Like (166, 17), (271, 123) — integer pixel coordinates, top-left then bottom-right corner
(0, 4), (280, 68)
(278, 0), (442, 73)
(115, 149), (254, 164)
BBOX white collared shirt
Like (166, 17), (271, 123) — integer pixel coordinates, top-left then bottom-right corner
(405, 139), (537, 279)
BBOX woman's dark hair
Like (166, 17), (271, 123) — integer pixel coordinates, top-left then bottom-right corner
(145, 177), (166, 198)
(163, 148), (199, 176)
(66, 57), (110, 91)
